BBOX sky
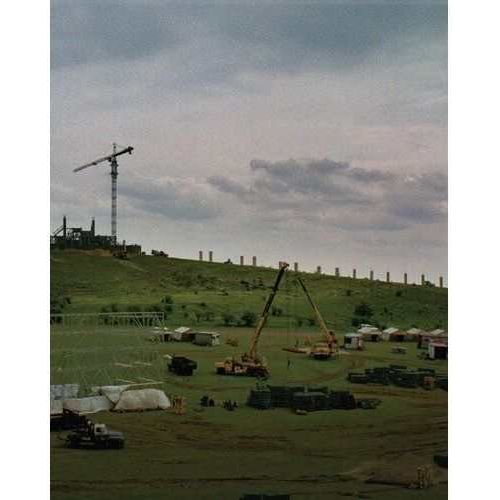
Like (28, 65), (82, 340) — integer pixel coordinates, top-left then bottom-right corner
(51, 0), (447, 283)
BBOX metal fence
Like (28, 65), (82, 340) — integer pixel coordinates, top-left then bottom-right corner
(50, 311), (165, 328)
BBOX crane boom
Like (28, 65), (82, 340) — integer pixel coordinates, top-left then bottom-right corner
(73, 146), (133, 172)
(247, 262), (289, 360)
(297, 276), (333, 343)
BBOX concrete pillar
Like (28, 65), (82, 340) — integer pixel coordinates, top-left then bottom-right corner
(252, 256), (257, 266)
(386, 272), (390, 283)
(240, 256), (244, 266)
(439, 276), (444, 288)
(404, 272), (408, 285)
(353, 269), (356, 279)
(294, 262), (299, 272)
(335, 267), (340, 277)
(421, 274), (425, 286)
(369, 270), (374, 281)
(199, 250), (203, 261)
(317, 265), (322, 274)
(209, 251), (213, 262)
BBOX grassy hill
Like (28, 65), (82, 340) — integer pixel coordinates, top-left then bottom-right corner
(50, 250), (447, 332)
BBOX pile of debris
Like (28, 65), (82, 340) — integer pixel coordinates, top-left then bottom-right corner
(347, 365), (448, 390)
(247, 383), (378, 412)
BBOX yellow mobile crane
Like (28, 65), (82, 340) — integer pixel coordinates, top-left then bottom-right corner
(215, 262), (289, 378)
(297, 277), (338, 360)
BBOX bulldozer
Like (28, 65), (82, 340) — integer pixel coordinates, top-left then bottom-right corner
(215, 262), (289, 378)
(296, 277), (338, 360)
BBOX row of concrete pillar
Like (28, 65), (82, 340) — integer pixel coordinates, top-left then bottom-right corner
(198, 251), (445, 287)
(199, 251), (257, 266)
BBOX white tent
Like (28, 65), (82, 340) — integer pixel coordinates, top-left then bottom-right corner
(63, 396), (114, 414)
(91, 385), (130, 404)
(113, 389), (171, 412)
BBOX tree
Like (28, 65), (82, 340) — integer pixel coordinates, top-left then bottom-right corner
(223, 313), (236, 326)
(353, 302), (373, 319)
(240, 311), (257, 327)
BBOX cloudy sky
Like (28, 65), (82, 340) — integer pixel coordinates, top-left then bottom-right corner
(51, 0), (447, 282)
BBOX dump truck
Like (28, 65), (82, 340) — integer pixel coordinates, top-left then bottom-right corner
(66, 420), (125, 449)
(215, 262), (289, 378)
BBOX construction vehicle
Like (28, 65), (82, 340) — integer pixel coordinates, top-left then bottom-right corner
(296, 277), (338, 360)
(66, 418), (125, 449)
(215, 262), (289, 378)
(168, 355), (198, 376)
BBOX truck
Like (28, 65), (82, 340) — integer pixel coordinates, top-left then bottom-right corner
(66, 420), (125, 449)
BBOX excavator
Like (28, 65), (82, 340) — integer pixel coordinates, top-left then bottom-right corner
(215, 262), (289, 378)
(296, 276), (339, 360)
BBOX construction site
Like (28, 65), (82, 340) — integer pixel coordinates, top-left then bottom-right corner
(48, 140), (449, 499)
(51, 244), (448, 500)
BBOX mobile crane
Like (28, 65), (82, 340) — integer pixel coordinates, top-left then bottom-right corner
(215, 262), (289, 378)
(297, 276), (338, 360)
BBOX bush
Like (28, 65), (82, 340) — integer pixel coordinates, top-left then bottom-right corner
(223, 313), (236, 326)
(307, 317), (316, 327)
(161, 295), (174, 304)
(271, 306), (283, 317)
(353, 302), (373, 319)
(345, 289), (352, 297)
(395, 290), (403, 297)
(296, 318), (304, 328)
(240, 311), (258, 327)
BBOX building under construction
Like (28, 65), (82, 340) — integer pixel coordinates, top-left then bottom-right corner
(51, 216), (141, 255)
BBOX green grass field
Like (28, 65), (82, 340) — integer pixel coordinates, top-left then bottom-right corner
(51, 251), (447, 332)
(51, 326), (447, 500)
(51, 252), (447, 499)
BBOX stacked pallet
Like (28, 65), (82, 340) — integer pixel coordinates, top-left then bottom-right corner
(347, 365), (446, 390)
(247, 388), (272, 409)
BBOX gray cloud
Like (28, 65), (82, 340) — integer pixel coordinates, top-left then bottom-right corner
(119, 174), (221, 222)
(210, 158), (447, 230)
(51, 1), (447, 82)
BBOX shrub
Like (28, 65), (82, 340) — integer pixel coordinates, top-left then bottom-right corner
(395, 290), (403, 297)
(161, 295), (173, 304)
(353, 302), (373, 319)
(240, 311), (258, 327)
(223, 313), (236, 326)
(307, 317), (316, 327)
(345, 289), (352, 297)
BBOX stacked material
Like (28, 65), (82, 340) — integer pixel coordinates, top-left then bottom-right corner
(329, 391), (357, 410)
(248, 385), (359, 412)
(356, 398), (382, 410)
(348, 365), (446, 390)
(291, 392), (329, 412)
(247, 388), (272, 410)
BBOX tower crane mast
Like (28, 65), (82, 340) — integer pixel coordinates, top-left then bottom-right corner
(73, 143), (134, 245)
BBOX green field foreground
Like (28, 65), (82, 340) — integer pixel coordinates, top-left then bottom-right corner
(50, 251), (448, 332)
(51, 326), (448, 500)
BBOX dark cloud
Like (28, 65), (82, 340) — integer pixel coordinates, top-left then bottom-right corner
(207, 175), (249, 196)
(210, 158), (447, 230)
(51, 1), (182, 69)
(119, 175), (220, 222)
(51, 1), (447, 80)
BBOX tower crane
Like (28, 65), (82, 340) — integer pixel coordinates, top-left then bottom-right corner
(73, 143), (134, 245)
